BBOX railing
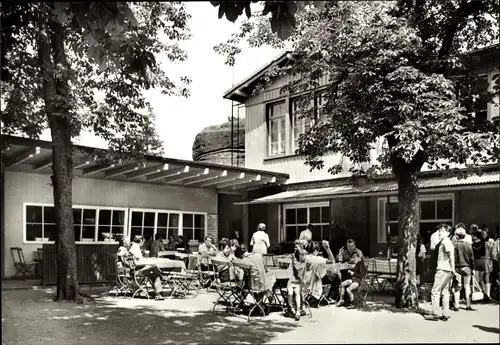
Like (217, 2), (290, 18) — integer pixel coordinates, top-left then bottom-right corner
(42, 244), (119, 285)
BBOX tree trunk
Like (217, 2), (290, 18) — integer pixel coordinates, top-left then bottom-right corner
(37, 5), (80, 302)
(391, 150), (425, 309)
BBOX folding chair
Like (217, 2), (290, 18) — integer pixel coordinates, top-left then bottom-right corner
(167, 255), (199, 299)
(10, 247), (36, 277)
(232, 261), (279, 321)
(197, 255), (217, 290)
(132, 265), (163, 299)
(361, 258), (378, 301)
(108, 256), (137, 297)
(211, 258), (240, 314)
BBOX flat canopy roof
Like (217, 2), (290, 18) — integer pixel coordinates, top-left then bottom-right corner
(235, 171), (499, 204)
(1, 135), (289, 194)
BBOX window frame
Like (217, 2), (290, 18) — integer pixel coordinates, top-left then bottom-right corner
(376, 194), (455, 244)
(128, 208), (208, 242)
(267, 100), (287, 157)
(283, 202), (330, 242)
(290, 91), (325, 152)
(23, 203), (128, 245)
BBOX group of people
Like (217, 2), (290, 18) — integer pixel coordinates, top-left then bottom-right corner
(288, 224), (366, 320)
(428, 223), (499, 321)
(140, 233), (189, 257)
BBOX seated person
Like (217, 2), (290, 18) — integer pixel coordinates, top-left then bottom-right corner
(215, 238), (235, 282)
(166, 235), (177, 250)
(229, 239), (239, 255)
(287, 247), (308, 321)
(310, 240), (335, 262)
(116, 237), (134, 283)
(141, 235), (153, 253)
(130, 235), (165, 300)
(337, 239), (364, 264)
(233, 244), (269, 291)
(337, 255), (367, 307)
(198, 235), (217, 271)
(175, 235), (189, 253)
(149, 233), (165, 258)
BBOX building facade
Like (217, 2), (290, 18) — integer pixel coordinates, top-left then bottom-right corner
(222, 47), (500, 256)
(1, 135), (288, 278)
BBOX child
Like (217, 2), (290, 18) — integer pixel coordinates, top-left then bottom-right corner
(287, 246), (308, 321)
(337, 255), (366, 307)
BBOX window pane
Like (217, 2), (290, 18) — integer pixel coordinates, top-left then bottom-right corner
(144, 212), (155, 227)
(26, 224), (43, 241)
(322, 225), (331, 241)
(143, 227), (154, 240)
(44, 207), (56, 224)
(270, 143), (278, 156)
(310, 207), (321, 224)
(311, 225), (321, 241)
(157, 213), (169, 227)
(45, 225), (56, 241)
(321, 206), (330, 223)
(130, 227), (142, 240)
(436, 199), (452, 220)
(286, 209), (296, 225)
(183, 229), (194, 241)
(389, 223), (399, 242)
(99, 210), (111, 225)
(157, 227), (167, 240)
(131, 212), (143, 226)
(285, 226), (297, 242)
(194, 229), (204, 241)
(83, 209), (96, 224)
(81, 225), (95, 240)
(74, 225), (81, 242)
(73, 209), (82, 225)
(183, 214), (193, 228)
(98, 225), (111, 241)
(26, 206), (42, 223)
(388, 202), (398, 221)
(112, 211), (125, 226)
(169, 214), (179, 228)
(270, 121), (278, 142)
(195, 214), (205, 228)
(420, 200), (435, 220)
(297, 208), (307, 224)
(111, 226), (123, 238)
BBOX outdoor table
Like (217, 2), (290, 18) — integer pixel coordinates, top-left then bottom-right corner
(135, 258), (186, 272)
(158, 251), (178, 258)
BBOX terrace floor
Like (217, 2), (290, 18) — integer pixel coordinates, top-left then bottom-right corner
(2, 285), (499, 344)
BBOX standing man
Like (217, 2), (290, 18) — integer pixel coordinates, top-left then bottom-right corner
(299, 224), (313, 243)
(452, 228), (475, 311)
(428, 224), (455, 321)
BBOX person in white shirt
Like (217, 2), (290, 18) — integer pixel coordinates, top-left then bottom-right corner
(430, 228), (441, 251)
(129, 236), (143, 260)
(250, 223), (270, 254)
(299, 224), (313, 243)
(130, 235), (164, 300)
(428, 224), (455, 321)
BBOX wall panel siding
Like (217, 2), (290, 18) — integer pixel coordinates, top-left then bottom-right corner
(3, 171), (217, 277)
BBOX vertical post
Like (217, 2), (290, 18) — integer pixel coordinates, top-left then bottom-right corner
(236, 103), (240, 167)
(386, 195), (391, 258)
(231, 101), (234, 167)
(242, 204), (249, 246)
(329, 198), (334, 240)
(1, 156), (4, 279)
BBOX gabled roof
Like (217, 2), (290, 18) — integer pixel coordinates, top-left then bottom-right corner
(223, 51), (293, 103)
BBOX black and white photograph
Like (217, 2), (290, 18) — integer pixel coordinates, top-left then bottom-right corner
(1, 1), (499, 344)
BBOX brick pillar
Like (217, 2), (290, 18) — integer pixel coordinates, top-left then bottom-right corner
(207, 214), (218, 243)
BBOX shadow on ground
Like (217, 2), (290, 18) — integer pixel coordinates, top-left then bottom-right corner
(3, 288), (299, 345)
(472, 325), (500, 334)
(351, 293), (429, 316)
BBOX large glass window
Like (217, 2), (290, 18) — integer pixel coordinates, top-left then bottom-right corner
(284, 204), (330, 242)
(377, 196), (454, 245)
(129, 209), (206, 242)
(25, 204), (126, 243)
(267, 101), (287, 157)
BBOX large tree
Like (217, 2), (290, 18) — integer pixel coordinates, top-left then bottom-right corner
(1, 1), (191, 301)
(215, 0), (499, 308)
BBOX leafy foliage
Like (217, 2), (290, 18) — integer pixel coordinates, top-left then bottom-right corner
(1, 1), (191, 161)
(211, 1), (327, 40)
(215, 0), (499, 175)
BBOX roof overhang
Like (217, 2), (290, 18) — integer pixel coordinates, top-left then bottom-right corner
(235, 171), (499, 205)
(223, 51), (294, 103)
(1, 135), (289, 194)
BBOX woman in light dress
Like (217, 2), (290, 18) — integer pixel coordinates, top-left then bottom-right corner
(250, 223), (270, 255)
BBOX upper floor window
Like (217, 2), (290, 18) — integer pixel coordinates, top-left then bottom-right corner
(267, 101), (287, 157)
(290, 92), (326, 152)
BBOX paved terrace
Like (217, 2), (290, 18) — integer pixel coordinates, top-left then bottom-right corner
(2, 283), (499, 344)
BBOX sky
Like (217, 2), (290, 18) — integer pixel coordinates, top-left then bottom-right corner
(40, 2), (281, 160)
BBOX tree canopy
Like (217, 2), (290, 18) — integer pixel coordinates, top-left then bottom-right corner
(1, 1), (191, 162)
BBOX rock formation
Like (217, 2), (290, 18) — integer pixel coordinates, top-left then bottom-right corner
(192, 117), (245, 167)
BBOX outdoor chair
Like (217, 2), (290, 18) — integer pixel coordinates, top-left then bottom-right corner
(10, 247), (36, 278)
(166, 255), (199, 299)
(108, 255), (137, 297)
(361, 258), (379, 301)
(372, 257), (397, 294)
(197, 255), (217, 290)
(211, 258), (240, 315)
(232, 261), (280, 321)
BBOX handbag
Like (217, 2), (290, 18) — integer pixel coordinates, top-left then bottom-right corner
(471, 275), (484, 302)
